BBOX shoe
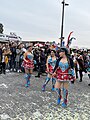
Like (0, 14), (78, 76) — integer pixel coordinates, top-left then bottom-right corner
(27, 80), (30, 86)
(6, 69), (10, 72)
(79, 80), (82, 82)
(62, 102), (67, 108)
(25, 80), (30, 87)
(51, 87), (55, 91)
(17, 70), (20, 73)
(42, 85), (45, 91)
(71, 81), (74, 84)
(35, 75), (40, 78)
(14, 69), (16, 72)
(19, 70), (22, 73)
(10, 69), (13, 72)
(25, 84), (29, 87)
(57, 98), (61, 105)
(88, 74), (90, 79)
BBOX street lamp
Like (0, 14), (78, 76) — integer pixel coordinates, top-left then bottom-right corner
(60, 0), (69, 47)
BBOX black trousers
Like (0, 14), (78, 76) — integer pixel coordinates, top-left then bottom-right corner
(36, 63), (46, 76)
(79, 70), (83, 81)
(0, 62), (2, 73)
(0, 62), (6, 74)
(9, 58), (16, 70)
(75, 65), (78, 78)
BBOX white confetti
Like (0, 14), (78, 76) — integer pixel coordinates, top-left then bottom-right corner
(0, 83), (8, 88)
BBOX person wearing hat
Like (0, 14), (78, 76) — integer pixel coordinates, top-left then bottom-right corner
(22, 43), (34, 87)
(52, 47), (75, 108)
(42, 49), (57, 91)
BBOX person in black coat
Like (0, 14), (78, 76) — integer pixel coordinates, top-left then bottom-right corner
(0, 44), (2, 74)
(9, 43), (16, 71)
(35, 49), (46, 77)
(76, 51), (85, 82)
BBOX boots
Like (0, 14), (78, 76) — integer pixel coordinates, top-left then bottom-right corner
(24, 74), (31, 87)
(55, 88), (62, 105)
(35, 72), (40, 78)
(62, 88), (68, 108)
(42, 84), (46, 91)
(42, 77), (50, 91)
(79, 70), (83, 82)
(51, 78), (56, 91)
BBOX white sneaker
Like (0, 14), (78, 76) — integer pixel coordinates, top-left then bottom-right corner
(14, 69), (16, 72)
(19, 70), (22, 73)
(10, 69), (13, 72)
(6, 69), (10, 72)
(17, 70), (20, 73)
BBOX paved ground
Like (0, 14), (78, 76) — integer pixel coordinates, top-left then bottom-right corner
(0, 71), (90, 120)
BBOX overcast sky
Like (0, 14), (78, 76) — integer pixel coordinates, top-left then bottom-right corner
(0, 0), (90, 48)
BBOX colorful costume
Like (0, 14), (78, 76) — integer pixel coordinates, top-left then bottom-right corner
(47, 57), (57, 74)
(22, 53), (34, 69)
(22, 52), (34, 87)
(55, 62), (75, 81)
(42, 56), (56, 91)
(53, 57), (75, 107)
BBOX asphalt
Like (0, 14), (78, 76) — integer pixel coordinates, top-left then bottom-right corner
(0, 71), (90, 120)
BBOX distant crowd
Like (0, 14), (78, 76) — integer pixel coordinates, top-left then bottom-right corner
(0, 41), (90, 85)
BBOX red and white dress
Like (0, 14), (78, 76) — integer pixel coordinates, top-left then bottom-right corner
(46, 57), (56, 74)
(22, 53), (34, 69)
(55, 62), (75, 81)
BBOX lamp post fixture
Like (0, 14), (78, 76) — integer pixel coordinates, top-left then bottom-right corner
(60, 0), (69, 47)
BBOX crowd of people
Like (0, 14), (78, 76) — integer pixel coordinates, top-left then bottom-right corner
(0, 41), (90, 108)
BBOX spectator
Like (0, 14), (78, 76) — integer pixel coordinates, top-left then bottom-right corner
(0, 44), (2, 74)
